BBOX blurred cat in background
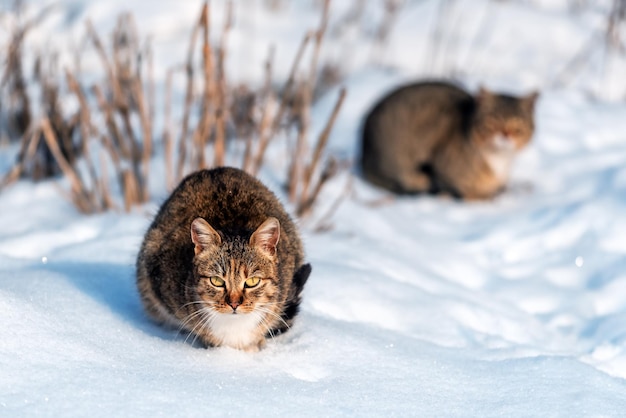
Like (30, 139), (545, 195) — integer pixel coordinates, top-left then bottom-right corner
(360, 81), (538, 200)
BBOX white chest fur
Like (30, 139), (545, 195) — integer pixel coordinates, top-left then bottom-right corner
(483, 151), (515, 183)
(210, 312), (261, 349)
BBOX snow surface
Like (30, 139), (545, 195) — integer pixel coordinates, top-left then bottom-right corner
(2, 0), (626, 416)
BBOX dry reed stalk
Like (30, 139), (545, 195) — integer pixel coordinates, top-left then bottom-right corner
(251, 31), (312, 175)
(132, 75), (152, 201)
(287, 0), (328, 202)
(86, 20), (123, 117)
(287, 83), (311, 203)
(115, 14), (151, 202)
(94, 84), (136, 210)
(255, 0), (329, 182)
(100, 133), (123, 175)
(299, 87), (346, 209)
(0, 126), (40, 189)
(244, 93), (273, 174)
(312, 172), (353, 232)
(1, 27), (31, 138)
(308, 0), (330, 89)
(40, 73), (80, 179)
(108, 21), (142, 176)
(92, 85), (128, 158)
(262, 45), (275, 97)
(241, 136), (254, 173)
(116, 93), (140, 170)
(192, 1), (215, 171)
(146, 40), (156, 127)
(243, 46), (275, 173)
(65, 68), (101, 204)
(122, 169), (140, 212)
(0, 4), (56, 134)
(212, 0), (234, 168)
(99, 151), (116, 211)
(176, 4), (203, 182)
(40, 117), (94, 213)
(213, 109), (226, 167)
(297, 158), (337, 218)
(77, 17), (152, 210)
(163, 67), (177, 190)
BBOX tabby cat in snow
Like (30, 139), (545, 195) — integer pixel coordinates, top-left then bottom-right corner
(136, 167), (311, 352)
(360, 80), (538, 200)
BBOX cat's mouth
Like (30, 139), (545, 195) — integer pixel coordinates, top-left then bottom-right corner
(214, 307), (247, 315)
(217, 305), (253, 315)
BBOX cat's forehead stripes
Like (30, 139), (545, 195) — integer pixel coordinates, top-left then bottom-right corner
(226, 258), (251, 282)
(488, 96), (533, 117)
(201, 251), (265, 281)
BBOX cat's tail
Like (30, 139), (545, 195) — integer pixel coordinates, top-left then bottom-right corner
(292, 263), (312, 292)
(274, 263), (312, 335)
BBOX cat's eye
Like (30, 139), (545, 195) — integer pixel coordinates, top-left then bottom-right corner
(209, 276), (225, 287)
(244, 277), (261, 288)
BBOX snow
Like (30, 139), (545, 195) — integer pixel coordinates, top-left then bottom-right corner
(2, 0), (626, 416)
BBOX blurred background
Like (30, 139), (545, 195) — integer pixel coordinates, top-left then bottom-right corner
(0, 0), (625, 214)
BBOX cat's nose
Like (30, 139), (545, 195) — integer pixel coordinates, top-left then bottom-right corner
(228, 301), (240, 311)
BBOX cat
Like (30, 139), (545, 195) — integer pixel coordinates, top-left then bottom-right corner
(360, 80), (538, 200)
(136, 167), (311, 352)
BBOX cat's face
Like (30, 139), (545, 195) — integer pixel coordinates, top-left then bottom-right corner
(190, 217), (281, 317)
(472, 88), (538, 153)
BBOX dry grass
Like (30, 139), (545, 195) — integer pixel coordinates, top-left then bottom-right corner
(5, 0), (622, 219)
(0, 0), (349, 219)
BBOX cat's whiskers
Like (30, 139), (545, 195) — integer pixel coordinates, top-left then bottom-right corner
(251, 310), (276, 342)
(177, 308), (209, 335)
(176, 301), (215, 330)
(189, 311), (214, 347)
(254, 306), (276, 340)
(254, 305), (290, 331)
(180, 309), (209, 341)
(176, 300), (213, 315)
(186, 307), (216, 346)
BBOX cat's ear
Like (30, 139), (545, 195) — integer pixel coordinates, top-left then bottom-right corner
(476, 86), (494, 104)
(524, 90), (540, 110)
(191, 218), (222, 255)
(250, 217), (280, 258)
